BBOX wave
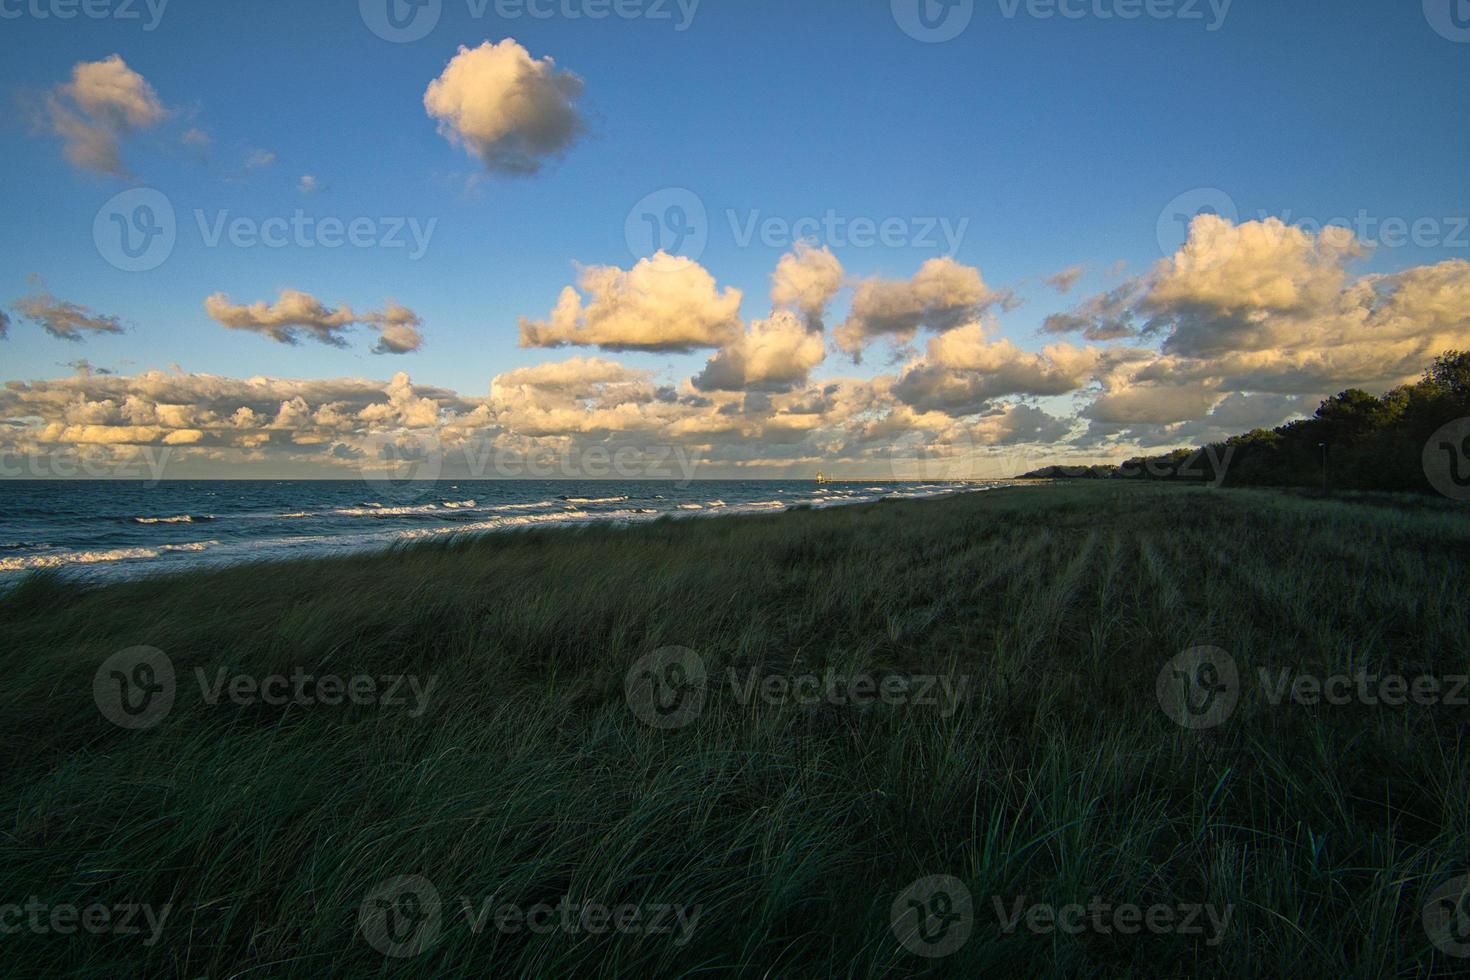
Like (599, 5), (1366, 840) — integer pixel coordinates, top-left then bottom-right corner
(132, 514), (212, 525)
(331, 504), (444, 517)
(559, 495), (630, 505)
(441, 499), (477, 509)
(490, 500), (556, 512)
(0, 540), (218, 572)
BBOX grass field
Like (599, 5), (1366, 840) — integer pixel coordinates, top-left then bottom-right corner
(1, 482), (1468, 977)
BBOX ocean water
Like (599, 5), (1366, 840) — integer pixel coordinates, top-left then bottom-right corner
(0, 479), (999, 584)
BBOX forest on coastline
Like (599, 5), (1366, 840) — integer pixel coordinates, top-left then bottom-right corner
(1020, 350), (1470, 494)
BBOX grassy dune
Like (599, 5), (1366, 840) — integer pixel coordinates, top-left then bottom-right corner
(1, 483), (1468, 977)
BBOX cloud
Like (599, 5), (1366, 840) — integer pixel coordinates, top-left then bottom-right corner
(893, 323), (1100, 414)
(1043, 265), (1085, 295)
(299, 175), (320, 194)
(771, 242), (844, 329)
(181, 127), (211, 149)
(519, 252), (743, 352)
(11, 283), (126, 341)
(1041, 280), (1146, 341)
(204, 290), (425, 353)
(43, 55), (167, 177)
(0, 310), (9, 340)
(367, 303), (425, 355)
(835, 257), (1011, 357)
(244, 148), (276, 169)
(693, 310), (827, 392)
(423, 39), (586, 176)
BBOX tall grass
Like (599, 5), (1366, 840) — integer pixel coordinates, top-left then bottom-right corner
(0, 483), (1466, 977)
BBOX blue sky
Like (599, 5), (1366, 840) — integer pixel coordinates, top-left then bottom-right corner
(2, 0), (1468, 477)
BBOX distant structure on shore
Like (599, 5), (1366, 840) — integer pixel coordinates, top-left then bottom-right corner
(815, 471), (831, 484)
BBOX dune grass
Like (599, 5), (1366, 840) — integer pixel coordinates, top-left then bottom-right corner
(1, 482), (1468, 977)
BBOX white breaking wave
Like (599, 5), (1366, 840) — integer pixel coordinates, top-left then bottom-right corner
(133, 514), (209, 524)
(0, 540), (218, 571)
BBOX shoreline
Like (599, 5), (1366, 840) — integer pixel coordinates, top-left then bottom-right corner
(0, 480), (1020, 584)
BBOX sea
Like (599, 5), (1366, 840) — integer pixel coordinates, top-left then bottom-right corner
(0, 479), (1002, 584)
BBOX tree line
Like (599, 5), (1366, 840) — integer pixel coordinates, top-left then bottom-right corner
(1019, 350), (1470, 495)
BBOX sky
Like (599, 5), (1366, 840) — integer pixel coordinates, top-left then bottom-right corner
(1, 0), (1468, 479)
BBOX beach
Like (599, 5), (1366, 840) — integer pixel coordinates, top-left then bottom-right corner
(2, 482), (1467, 976)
